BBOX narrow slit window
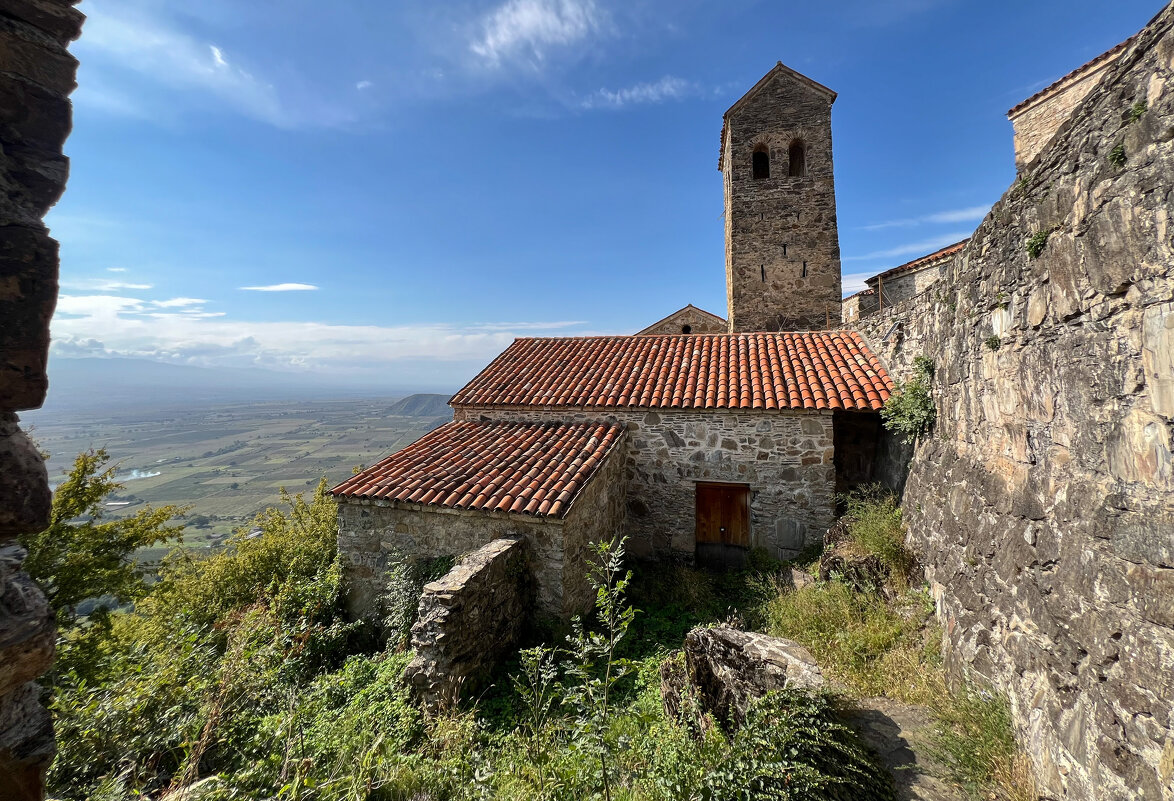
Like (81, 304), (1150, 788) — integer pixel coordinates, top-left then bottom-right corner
(782, 244), (788, 256)
(760, 264), (766, 282)
(752, 144), (770, 179)
(788, 140), (807, 177)
(802, 261), (808, 277)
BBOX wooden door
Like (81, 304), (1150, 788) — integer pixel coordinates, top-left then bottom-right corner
(695, 483), (750, 547)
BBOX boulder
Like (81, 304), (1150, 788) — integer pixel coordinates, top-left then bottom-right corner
(666, 624), (824, 733)
(819, 519), (891, 594)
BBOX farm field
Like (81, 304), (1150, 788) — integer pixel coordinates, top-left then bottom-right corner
(25, 395), (452, 552)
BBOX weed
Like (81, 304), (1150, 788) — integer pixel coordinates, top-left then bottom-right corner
(984, 335), (1002, 351)
(1109, 143), (1126, 168)
(1025, 230), (1050, 259)
(1128, 100), (1147, 123)
(930, 685), (1037, 801)
(839, 485), (915, 586)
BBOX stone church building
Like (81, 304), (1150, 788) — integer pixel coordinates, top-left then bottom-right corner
(332, 62), (895, 618)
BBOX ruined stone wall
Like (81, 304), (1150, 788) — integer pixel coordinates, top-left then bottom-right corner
(1009, 54), (1122, 170)
(852, 10), (1174, 798)
(722, 70), (841, 332)
(337, 437), (627, 618)
(0, 2), (82, 798)
(403, 537), (532, 707)
(455, 405), (836, 560)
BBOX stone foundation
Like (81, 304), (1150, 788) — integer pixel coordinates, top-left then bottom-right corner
(852, 9), (1174, 798)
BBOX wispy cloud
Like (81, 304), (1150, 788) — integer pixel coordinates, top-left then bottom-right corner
(861, 205), (990, 231)
(107, 267), (127, 273)
(239, 283), (319, 292)
(152, 297), (208, 308)
(580, 76), (694, 110)
(471, 0), (604, 67)
(356, 80), (374, 91)
(844, 232), (971, 262)
(50, 293), (593, 379)
(61, 278), (155, 291)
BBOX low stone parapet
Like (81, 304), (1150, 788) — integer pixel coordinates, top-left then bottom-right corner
(403, 536), (532, 708)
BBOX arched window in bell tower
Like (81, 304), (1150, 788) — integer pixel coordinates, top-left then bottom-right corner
(788, 139), (807, 177)
(752, 143), (770, 179)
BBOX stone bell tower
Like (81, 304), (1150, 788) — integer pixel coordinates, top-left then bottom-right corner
(721, 62), (842, 332)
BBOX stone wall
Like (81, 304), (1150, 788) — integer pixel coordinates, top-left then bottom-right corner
(852, 9), (1174, 798)
(1009, 50), (1124, 170)
(638, 306), (727, 336)
(403, 537), (532, 707)
(841, 291), (877, 324)
(337, 435), (626, 619)
(874, 263), (944, 310)
(0, 1), (82, 798)
(455, 405), (836, 560)
(722, 67), (842, 332)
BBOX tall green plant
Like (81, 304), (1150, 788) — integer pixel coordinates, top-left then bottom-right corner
(562, 537), (635, 801)
(880, 356), (936, 443)
(23, 448), (185, 627)
(512, 645), (560, 796)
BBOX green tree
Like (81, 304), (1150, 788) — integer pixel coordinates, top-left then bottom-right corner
(22, 448), (185, 626)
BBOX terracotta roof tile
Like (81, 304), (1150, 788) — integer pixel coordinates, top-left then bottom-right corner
(1007, 36), (1135, 117)
(330, 420), (624, 518)
(869, 239), (968, 284)
(450, 332), (893, 412)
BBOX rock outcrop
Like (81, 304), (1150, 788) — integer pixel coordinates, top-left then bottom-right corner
(0, 1), (83, 798)
(663, 624), (824, 732)
(403, 537), (532, 708)
(852, 6), (1174, 798)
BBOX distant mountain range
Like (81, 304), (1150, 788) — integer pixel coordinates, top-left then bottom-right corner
(386, 394), (452, 418)
(30, 358), (452, 416)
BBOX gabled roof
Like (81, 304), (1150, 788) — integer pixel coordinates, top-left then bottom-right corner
(330, 420), (624, 518)
(450, 332), (893, 412)
(636, 304), (727, 335)
(719, 61), (837, 170)
(1007, 36), (1135, 118)
(867, 239), (968, 285)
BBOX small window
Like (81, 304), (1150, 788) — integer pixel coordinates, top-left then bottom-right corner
(681, 324), (692, 334)
(752, 144), (770, 179)
(788, 140), (807, 177)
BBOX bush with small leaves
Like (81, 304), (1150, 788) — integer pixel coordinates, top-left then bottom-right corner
(880, 357), (936, 443)
(1109, 143), (1126, 167)
(1025, 230), (1050, 259)
(984, 335), (1001, 351)
(1128, 100), (1147, 122)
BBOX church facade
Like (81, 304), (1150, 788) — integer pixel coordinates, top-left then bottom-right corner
(332, 63), (893, 618)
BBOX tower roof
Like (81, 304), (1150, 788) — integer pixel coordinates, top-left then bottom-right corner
(719, 61), (837, 170)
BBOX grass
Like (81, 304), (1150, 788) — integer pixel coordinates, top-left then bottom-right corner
(931, 686), (1038, 801)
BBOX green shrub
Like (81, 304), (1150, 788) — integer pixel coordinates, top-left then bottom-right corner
(1108, 143), (1126, 167)
(1128, 100), (1147, 122)
(1025, 230), (1050, 259)
(930, 685), (1035, 801)
(381, 553), (455, 649)
(984, 335), (1002, 351)
(880, 357), (936, 443)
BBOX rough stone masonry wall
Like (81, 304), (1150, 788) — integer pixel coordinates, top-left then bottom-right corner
(723, 72), (842, 332)
(853, 8), (1174, 798)
(0, 2), (82, 799)
(455, 406), (836, 561)
(403, 537), (532, 707)
(337, 437), (626, 619)
(638, 307), (727, 336)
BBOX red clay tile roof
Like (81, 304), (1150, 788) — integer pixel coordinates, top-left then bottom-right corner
(1007, 36), (1135, 117)
(331, 420), (624, 517)
(868, 239), (968, 284)
(450, 332), (893, 412)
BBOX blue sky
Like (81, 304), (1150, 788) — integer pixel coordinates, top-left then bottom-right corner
(48, 0), (1160, 390)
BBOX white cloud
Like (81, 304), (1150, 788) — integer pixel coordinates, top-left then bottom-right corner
(861, 205), (990, 231)
(60, 278), (155, 291)
(356, 80), (374, 90)
(76, 4), (285, 124)
(471, 0), (603, 66)
(49, 293), (592, 378)
(841, 272), (875, 295)
(239, 283), (319, 292)
(107, 267), (127, 273)
(152, 297), (208, 308)
(580, 76), (694, 110)
(844, 232), (971, 262)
